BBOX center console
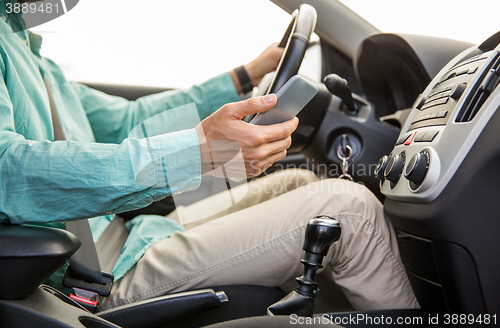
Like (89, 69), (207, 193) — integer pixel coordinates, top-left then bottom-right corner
(377, 40), (500, 325)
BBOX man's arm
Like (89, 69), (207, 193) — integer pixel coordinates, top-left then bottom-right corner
(0, 97), (297, 224)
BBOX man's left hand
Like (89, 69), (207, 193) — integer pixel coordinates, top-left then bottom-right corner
(244, 42), (284, 87)
(231, 43), (284, 93)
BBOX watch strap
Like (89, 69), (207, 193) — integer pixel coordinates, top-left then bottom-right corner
(234, 65), (254, 94)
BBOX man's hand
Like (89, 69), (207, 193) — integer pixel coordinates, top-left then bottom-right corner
(230, 43), (284, 93)
(245, 43), (284, 87)
(196, 94), (298, 178)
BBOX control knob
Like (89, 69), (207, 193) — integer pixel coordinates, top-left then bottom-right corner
(405, 151), (430, 187)
(375, 155), (389, 181)
(384, 153), (405, 184)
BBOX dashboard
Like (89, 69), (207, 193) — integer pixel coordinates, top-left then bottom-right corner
(378, 47), (500, 202)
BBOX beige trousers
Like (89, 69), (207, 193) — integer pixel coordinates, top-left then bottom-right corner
(101, 169), (419, 311)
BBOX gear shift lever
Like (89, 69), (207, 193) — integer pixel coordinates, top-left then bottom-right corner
(267, 216), (341, 317)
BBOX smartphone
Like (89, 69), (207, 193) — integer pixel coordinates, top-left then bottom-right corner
(250, 75), (318, 126)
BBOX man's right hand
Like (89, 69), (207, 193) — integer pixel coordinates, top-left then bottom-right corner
(196, 94), (298, 178)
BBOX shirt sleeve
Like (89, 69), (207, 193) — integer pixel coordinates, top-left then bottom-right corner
(0, 71), (203, 224)
(72, 73), (240, 144)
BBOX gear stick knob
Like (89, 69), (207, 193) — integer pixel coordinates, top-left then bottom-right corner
(303, 216), (342, 256)
(267, 216), (341, 317)
(324, 74), (358, 115)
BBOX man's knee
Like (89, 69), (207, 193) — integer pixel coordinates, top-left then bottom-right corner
(299, 179), (383, 221)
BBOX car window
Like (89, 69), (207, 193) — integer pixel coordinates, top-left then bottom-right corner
(30, 0), (292, 88)
(340, 0), (500, 45)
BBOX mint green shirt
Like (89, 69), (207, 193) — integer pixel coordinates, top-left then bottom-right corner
(0, 2), (239, 286)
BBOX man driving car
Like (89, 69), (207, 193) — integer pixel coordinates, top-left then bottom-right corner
(0, 0), (418, 312)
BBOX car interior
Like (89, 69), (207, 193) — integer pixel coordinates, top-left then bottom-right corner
(1, 0), (499, 327)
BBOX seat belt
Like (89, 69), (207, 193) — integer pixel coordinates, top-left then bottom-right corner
(95, 216), (129, 273)
(44, 77), (114, 311)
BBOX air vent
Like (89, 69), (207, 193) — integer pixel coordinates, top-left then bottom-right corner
(456, 56), (500, 122)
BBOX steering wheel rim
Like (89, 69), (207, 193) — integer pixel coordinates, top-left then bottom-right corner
(266, 4), (317, 95)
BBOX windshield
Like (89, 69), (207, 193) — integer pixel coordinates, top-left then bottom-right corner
(340, 0), (500, 44)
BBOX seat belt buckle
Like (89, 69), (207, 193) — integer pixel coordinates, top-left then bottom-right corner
(69, 288), (99, 313)
(63, 270), (114, 313)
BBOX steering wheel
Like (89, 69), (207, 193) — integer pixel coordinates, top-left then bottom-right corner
(266, 4), (317, 95)
(243, 4), (316, 123)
